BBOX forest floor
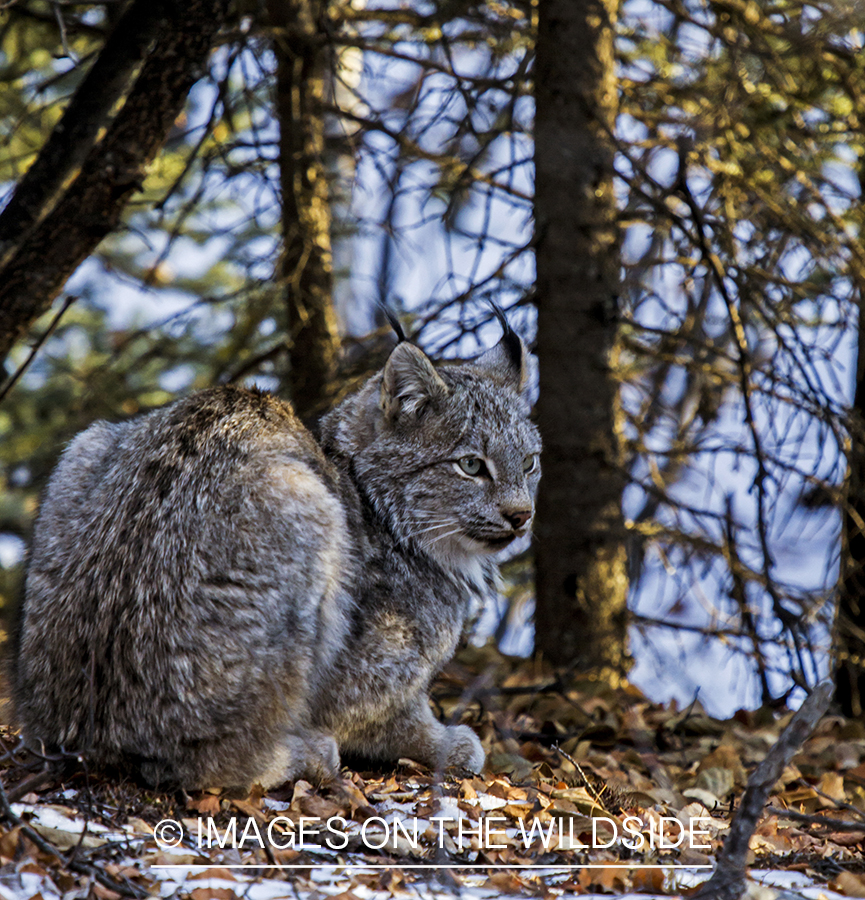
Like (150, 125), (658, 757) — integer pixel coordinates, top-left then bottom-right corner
(0, 643), (863, 900)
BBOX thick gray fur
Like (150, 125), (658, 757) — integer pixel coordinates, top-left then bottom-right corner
(14, 331), (541, 791)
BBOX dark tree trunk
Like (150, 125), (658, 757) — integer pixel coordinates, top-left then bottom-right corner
(268, 0), (340, 423)
(0, 0), (170, 272)
(533, 0), (630, 673)
(0, 0), (230, 369)
(837, 284), (865, 718)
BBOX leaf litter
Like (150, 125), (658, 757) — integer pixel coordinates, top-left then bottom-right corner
(0, 643), (862, 899)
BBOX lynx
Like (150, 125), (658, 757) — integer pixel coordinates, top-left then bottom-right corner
(13, 318), (541, 790)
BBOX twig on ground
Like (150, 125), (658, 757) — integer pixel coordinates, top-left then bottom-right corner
(0, 772), (149, 898)
(692, 680), (834, 900)
(4, 764), (60, 803)
(796, 778), (865, 819)
(553, 744), (610, 810)
(765, 807), (865, 833)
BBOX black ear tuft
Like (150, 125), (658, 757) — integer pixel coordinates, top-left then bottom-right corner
(475, 301), (529, 393)
(377, 302), (408, 344)
(486, 300), (523, 375)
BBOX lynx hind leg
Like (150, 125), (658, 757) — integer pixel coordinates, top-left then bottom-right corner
(259, 459), (353, 663)
(257, 731), (341, 790)
(135, 725), (341, 793)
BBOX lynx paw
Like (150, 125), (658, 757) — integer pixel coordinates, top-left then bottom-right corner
(298, 731), (341, 784)
(260, 731), (340, 789)
(443, 724), (485, 773)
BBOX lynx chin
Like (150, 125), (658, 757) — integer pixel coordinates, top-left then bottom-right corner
(13, 317), (541, 791)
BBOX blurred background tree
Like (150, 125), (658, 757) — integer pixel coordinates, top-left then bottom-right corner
(1, 0), (863, 717)
(533, 0), (630, 677)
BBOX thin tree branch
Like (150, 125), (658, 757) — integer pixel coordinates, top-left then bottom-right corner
(0, 0), (231, 367)
(0, 296), (76, 404)
(693, 681), (833, 900)
(0, 0), (176, 269)
(765, 807), (865, 833)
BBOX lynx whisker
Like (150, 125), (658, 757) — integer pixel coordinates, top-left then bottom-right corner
(403, 520), (457, 541)
(425, 526), (466, 547)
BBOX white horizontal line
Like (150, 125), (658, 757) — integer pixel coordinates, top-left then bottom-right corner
(150, 863), (714, 870)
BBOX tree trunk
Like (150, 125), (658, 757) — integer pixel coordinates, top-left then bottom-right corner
(0, 0), (171, 273)
(0, 0), (229, 369)
(533, 0), (630, 673)
(837, 281), (865, 718)
(268, 0), (340, 423)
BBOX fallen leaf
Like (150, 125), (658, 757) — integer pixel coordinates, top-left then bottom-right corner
(230, 798), (268, 824)
(189, 794), (222, 815)
(831, 871), (865, 897)
(818, 771), (847, 806)
(189, 868), (237, 880)
(579, 865), (628, 893)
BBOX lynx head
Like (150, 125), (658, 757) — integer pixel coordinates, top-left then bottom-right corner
(321, 316), (542, 570)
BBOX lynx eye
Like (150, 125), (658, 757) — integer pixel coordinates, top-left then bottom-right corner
(522, 454), (538, 473)
(457, 457), (485, 477)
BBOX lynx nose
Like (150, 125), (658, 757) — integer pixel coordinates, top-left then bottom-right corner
(503, 509), (532, 530)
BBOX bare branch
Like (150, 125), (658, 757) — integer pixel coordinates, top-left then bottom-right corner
(693, 681), (833, 900)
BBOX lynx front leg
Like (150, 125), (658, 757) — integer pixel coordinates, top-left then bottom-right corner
(382, 701), (485, 773)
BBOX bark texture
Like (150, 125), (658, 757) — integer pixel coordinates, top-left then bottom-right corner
(533, 0), (630, 672)
(0, 0), (230, 368)
(837, 283), (865, 718)
(269, 0), (340, 423)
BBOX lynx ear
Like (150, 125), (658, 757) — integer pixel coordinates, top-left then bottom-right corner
(475, 310), (529, 394)
(381, 342), (448, 420)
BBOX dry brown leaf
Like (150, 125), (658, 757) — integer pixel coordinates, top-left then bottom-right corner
(91, 883), (123, 900)
(377, 868), (405, 895)
(460, 779), (478, 800)
(229, 798), (269, 825)
(831, 871), (865, 897)
(104, 864), (142, 880)
(189, 889), (237, 900)
(818, 771), (847, 806)
(0, 825), (21, 862)
(333, 776), (377, 819)
(829, 831), (865, 847)
(286, 780), (347, 820)
(189, 793), (222, 815)
(631, 867), (667, 892)
(501, 803), (535, 819)
(578, 865), (628, 893)
(697, 744), (747, 786)
(550, 785), (609, 817)
(125, 817), (153, 836)
(487, 871), (530, 893)
(189, 867), (237, 881)
(847, 762), (865, 785)
(776, 784), (820, 807)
